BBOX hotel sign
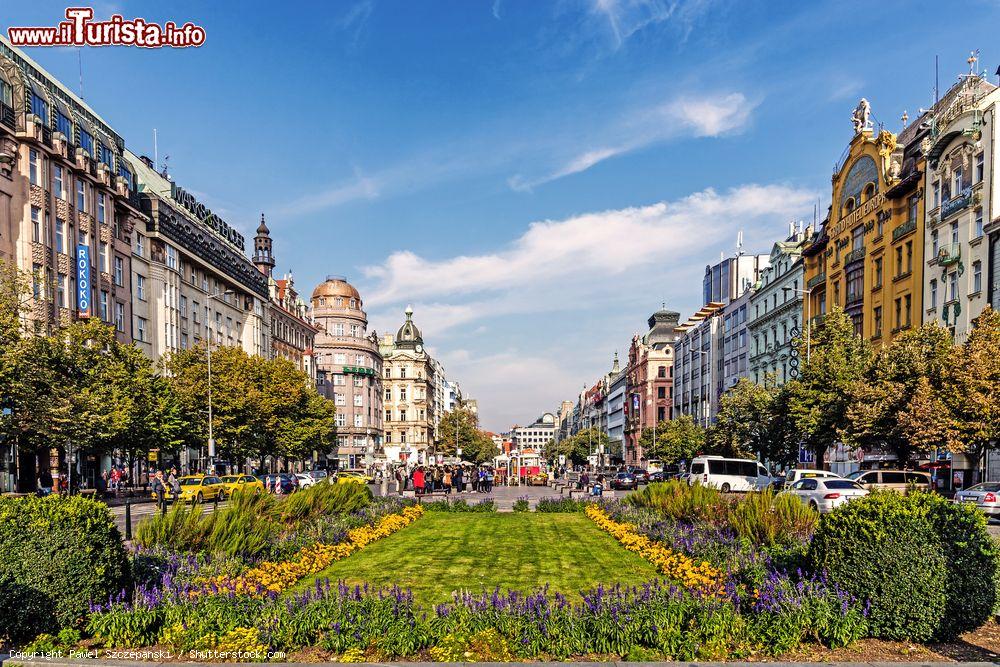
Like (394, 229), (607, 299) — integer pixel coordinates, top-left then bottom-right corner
(170, 183), (245, 251)
(76, 244), (91, 317)
(828, 192), (885, 238)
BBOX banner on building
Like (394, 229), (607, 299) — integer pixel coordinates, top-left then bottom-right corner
(76, 244), (91, 317)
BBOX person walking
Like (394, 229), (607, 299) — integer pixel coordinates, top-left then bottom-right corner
(454, 466), (464, 493)
(434, 467), (443, 494)
(443, 468), (452, 495)
(38, 468), (54, 496)
(151, 471), (167, 514)
(413, 467), (425, 496)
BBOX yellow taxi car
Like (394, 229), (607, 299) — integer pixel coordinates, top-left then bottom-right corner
(169, 475), (226, 503)
(220, 474), (265, 497)
(335, 470), (372, 485)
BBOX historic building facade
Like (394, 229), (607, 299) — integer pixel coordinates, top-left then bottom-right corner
(803, 100), (924, 345)
(510, 413), (556, 452)
(604, 354), (627, 463)
(624, 306), (681, 465)
(748, 224), (814, 386)
(918, 73), (998, 342)
(380, 307), (436, 464)
(311, 276), (383, 469)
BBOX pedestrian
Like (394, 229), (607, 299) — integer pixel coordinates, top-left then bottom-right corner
(413, 467), (425, 496)
(395, 467), (404, 495)
(434, 467), (443, 493)
(454, 466), (464, 493)
(471, 468), (479, 493)
(151, 471), (167, 514)
(38, 468), (54, 496)
(168, 470), (180, 502)
(484, 468), (494, 493)
(443, 467), (452, 495)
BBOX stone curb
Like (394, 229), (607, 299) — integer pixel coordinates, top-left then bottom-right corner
(3, 657), (998, 667)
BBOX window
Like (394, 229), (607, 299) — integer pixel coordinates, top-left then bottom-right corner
(973, 261), (982, 294)
(932, 181), (940, 207)
(658, 366), (666, 378)
(894, 246), (903, 276)
(55, 218), (66, 253)
(334, 393), (346, 406)
(384, 389), (391, 401)
(0, 76), (11, 108)
(56, 273), (67, 308)
(334, 353), (346, 364)
(385, 410), (391, 422)
(354, 376), (363, 387)
(400, 410), (407, 422)
(951, 221), (959, 245)
(31, 206), (41, 242)
(98, 143), (114, 166)
(930, 279), (937, 309)
(657, 387), (666, 399)
(351, 324), (361, 337)
(31, 264), (43, 299)
(949, 271), (958, 302)
(894, 297), (901, 328)
(97, 192), (106, 225)
(136, 274), (146, 301)
(53, 165), (64, 199)
(975, 152), (984, 183)
(180, 295), (187, 317)
(354, 415), (363, 428)
(78, 229), (87, 246)
(76, 180), (86, 212)
(400, 367), (407, 379)
(114, 302), (125, 332)
(873, 306), (882, 336)
(905, 240), (913, 273)
(873, 257), (883, 288)
(165, 245), (178, 270)
(134, 234), (144, 257)
(99, 242), (109, 272)
(334, 413), (347, 428)
(29, 149), (40, 185)
(908, 195), (918, 223)
(399, 387), (408, 401)
(354, 395), (363, 407)
(931, 230), (939, 257)
(55, 111), (72, 138)
(975, 208), (984, 238)
(118, 165), (133, 191)
(355, 354), (364, 366)
(79, 129), (93, 156)
(905, 294), (912, 327)
(952, 166), (964, 196)
(113, 256), (124, 286)
(332, 323), (345, 336)
(135, 317), (147, 342)
(97, 290), (109, 320)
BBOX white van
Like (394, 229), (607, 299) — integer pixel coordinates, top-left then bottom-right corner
(688, 456), (771, 492)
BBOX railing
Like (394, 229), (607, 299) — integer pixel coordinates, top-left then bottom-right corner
(844, 246), (867, 264)
(936, 243), (961, 266)
(940, 187), (972, 221)
(806, 272), (826, 289)
(0, 102), (14, 130)
(892, 219), (917, 242)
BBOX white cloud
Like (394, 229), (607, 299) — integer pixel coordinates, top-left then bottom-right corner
(585, 0), (715, 51)
(510, 91), (757, 190)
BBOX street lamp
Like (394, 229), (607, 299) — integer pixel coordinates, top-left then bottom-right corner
(205, 290), (235, 473)
(782, 286), (813, 362)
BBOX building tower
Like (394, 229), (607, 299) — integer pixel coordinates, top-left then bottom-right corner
(253, 213), (275, 278)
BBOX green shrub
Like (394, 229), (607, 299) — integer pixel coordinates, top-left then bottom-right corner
(0, 495), (132, 644)
(909, 492), (999, 639)
(729, 489), (817, 547)
(807, 491), (946, 641)
(422, 498), (496, 512)
(625, 480), (728, 523)
(512, 498), (530, 513)
(535, 497), (587, 512)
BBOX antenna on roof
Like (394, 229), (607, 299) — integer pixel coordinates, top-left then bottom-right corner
(736, 230), (744, 256)
(77, 48), (84, 99)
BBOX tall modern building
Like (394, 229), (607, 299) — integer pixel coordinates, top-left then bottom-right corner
(311, 276), (383, 469)
(623, 306), (681, 465)
(605, 353), (627, 463)
(380, 306), (437, 464)
(748, 224), (814, 386)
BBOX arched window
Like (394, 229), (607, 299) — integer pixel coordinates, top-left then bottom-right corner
(844, 197), (856, 215)
(863, 182), (876, 202)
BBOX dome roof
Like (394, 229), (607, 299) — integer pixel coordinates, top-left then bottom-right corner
(311, 276), (361, 303)
(395, 305), (423, 348)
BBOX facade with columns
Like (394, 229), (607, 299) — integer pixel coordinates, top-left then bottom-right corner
(310, 276), (383, 469)
(380, 307), (437, 464)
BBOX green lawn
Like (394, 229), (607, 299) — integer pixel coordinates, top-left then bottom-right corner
(293, 512), (660, 605)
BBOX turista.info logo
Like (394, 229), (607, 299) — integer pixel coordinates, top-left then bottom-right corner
(7, 7), (206, 48)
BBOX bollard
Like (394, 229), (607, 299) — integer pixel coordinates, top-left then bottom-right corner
(124, 499), (132, 541)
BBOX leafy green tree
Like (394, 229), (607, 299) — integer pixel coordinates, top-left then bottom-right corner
(705, 378), (781, 460)
(638, 415), (704, 465)
(844, 323), (957, 465)
(436, 408), (483, 456)
(944, 307), (1000, 483)
(551, 427), (607, 466)
(785, 308), (871, 469)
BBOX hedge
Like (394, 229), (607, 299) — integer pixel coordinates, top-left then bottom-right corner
(0, 494), (132, 645)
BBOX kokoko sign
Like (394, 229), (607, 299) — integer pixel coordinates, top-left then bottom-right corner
(76, 244), (91, 317)
(170, 183), (245, 251)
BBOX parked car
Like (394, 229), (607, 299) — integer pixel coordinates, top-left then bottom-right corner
(847, 469), (932, 493)
(648, 470), (666, 483)
(294, 470), (328, 489)
(688, 456), (771, 492)
(623, 466), (650, 484)
(258, 473), (297, 494)
(335, 470), (372, 485)
(610, 471), (638, 490)
(783, 477), (868, 513)
(953, 483), (1000, 518)
(773, 469), (842, 491)
(169, 475), (225, 503)
(219, 474), (265, 497)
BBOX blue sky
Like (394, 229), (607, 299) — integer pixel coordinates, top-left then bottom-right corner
(5, 0), (999, 430)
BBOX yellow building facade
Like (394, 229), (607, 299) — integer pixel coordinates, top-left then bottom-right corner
(803, 103), (925, 344)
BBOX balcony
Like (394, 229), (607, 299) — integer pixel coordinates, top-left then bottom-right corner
(892, 219), (917, 242)
(940, 187), (972, 221)
(806, 272), (826, 289)
(935, 243), (961, 266)
(844, 246), (866, 264)
(0, 102), (14, 130)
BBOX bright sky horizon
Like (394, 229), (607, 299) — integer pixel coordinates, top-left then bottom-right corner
(5, 1), (999, 432)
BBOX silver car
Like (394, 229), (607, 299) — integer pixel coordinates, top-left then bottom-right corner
(953, 483), (1000, 518)
(784, 477), (868, 513)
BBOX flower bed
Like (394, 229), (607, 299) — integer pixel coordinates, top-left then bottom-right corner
(585, 504), (722, 594)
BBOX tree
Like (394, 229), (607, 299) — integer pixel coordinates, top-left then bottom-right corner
(436, 408), (483, 457)
(638, 415), (704, 465)
(705, 378), (780, 460)
(844, 323), (957, 466)
(785, 308), (871, 469)
(944, 307), (1000, 483)
(551, 427), (607, 466)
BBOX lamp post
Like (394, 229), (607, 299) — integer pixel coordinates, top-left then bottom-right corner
(782, 286), (813, 362)
(205, 290), (235, 473)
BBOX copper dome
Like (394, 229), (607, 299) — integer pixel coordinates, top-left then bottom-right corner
(311, 276), (361, 304)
